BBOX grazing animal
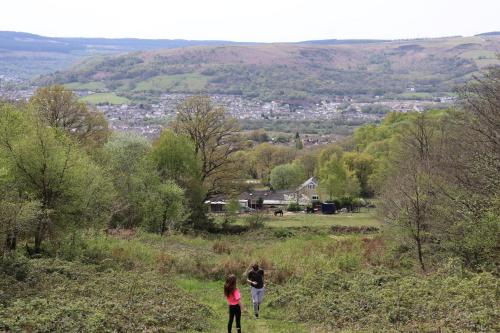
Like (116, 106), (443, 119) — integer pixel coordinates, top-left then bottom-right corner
(306, 206), (314, 214)
(274, 209), (283, 216)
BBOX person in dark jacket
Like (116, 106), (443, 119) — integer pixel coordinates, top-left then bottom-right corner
(246, 263), (265, 318)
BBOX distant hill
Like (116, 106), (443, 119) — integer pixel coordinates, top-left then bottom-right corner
(0, 31), (249, 78)
(39, 35), (500, 102)
(475, 31), (500, 36)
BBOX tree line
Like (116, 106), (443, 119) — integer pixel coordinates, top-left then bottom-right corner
(0, 88), (242, 255)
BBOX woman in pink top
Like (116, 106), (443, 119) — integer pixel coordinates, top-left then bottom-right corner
(224, 274), (243, 333)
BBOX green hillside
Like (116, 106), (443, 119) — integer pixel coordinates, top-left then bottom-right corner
(40, 35), (500, 101)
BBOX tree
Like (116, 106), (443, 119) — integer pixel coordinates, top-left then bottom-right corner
(151, 130), (207, 229)
(143, 181), (187, 234)
(270, 163), (306, 190)
(151, 129), (200, 183)
(30, 85), (110, 146)
(380, 114), (439, 272)
(101, 133), (154, 228)
(295, 149), (319, 178)
(318, 154), (359, 201)
(251, 143), (296, 184)
(172, 96), (242, 199)
(343, 152), (376, 197)
(0, 104), (113, 253)
(223, 198), (241, 227)
(0, 175), (41, 254)
(455, 65), (500, 198)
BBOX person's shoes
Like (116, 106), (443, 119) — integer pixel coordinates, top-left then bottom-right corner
(254, 313), (259, 319)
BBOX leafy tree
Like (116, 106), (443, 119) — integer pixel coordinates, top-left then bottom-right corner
(150, 130), (205, 229)
(251, 143), (296, 184)
(295, 149), (320, 178)
(0, 104), (112, 253)
(318, 154), (359, 201)
(343, 152), (376, 197)
(0, 179), (41, 254)
(101, 133), (155, 228)
(270, 163), (306, 190)
(151, 129), (200, 183)
(29, 85), (110, 146)
(143, 181), (187, 234)
(223, 198), (241, 227)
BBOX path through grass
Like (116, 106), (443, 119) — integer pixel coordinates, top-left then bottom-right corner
(177, 278), (309, 333)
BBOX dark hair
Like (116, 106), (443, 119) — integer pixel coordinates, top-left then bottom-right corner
(252, 263), (259, 271)
(224, 274), (237, 297)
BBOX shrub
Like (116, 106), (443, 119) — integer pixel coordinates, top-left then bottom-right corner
(213, 240), (232, 254)
(267, 270), (499, 332)
(0, 259), (213, 332)
(245, 212), (267, 229)
(287, 202), (302, 212)
(0, 255), (29, 282)
(273, 228), (296, 239)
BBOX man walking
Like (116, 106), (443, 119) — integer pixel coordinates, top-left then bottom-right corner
(246, 263), (265, 319)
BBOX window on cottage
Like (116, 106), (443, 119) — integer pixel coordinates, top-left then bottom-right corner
(308, 183), (315, 189)
(312, 195), (319, 200)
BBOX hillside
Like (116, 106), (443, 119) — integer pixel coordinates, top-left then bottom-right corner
(0, 31), (248, 78)
(40, 35), (500, 101)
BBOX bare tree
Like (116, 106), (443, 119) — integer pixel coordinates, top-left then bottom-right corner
(381, 114), (440, 272)
(172, 96), (242, 199)
(30, 85), (110, 146)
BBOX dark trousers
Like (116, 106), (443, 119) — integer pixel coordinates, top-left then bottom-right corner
(228, 304), (241, 333)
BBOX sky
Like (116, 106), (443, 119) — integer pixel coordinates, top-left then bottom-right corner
(1, 0), (499, 42)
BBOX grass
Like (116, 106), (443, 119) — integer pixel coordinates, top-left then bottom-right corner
(177, 278), (310, 333)
(263, 210), (381, 228)
(397, 92), (435, 100)
(2, 219), (497, 332)
(134, 74), (208, 92)
(80, 92), (130, 105)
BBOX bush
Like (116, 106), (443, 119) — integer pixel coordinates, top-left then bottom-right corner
(273, 228), (296, 239)
(0, 255), (29, 282)
(267, 270), (499, 332)
(245, 212), (267, 229)
(287, 202), (302, 212)
(0, 259), (213, 332)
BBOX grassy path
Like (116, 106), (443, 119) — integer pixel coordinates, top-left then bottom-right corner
(177, 278), (308, 333)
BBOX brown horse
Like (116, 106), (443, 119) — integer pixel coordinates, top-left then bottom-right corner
(274, 209), (283, 216)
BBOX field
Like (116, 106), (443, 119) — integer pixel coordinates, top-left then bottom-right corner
(80, 92), (131, 105)
(259, 210), (381, 228)
(1, 210), (497, 332)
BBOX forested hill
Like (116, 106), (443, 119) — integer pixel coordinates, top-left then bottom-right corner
(40, 35), (500, 101)
(0, 31), (249, 78)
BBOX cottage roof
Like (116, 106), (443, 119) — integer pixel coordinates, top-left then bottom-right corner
(297, 177), (319, 190)
(238, 190), (293, 201)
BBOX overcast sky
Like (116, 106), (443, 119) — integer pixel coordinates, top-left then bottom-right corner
(1, 0), (499, 42)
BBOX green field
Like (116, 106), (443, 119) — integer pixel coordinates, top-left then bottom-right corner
(262, 211), (381, 228)
(80, 92), (130, 105)
(397, 92), (435, 100)
(134, 74), (208, 92)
